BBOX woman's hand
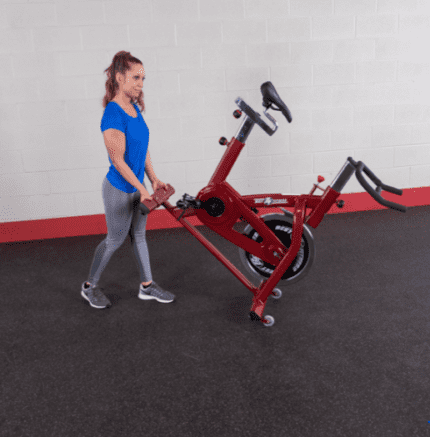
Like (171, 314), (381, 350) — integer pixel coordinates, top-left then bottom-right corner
(139, 178), (167, 204)
(139, 187), (152, 204)
(151, 178), (167, 192)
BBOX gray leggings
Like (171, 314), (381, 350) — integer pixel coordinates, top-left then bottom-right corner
(87, 176), (152, 286)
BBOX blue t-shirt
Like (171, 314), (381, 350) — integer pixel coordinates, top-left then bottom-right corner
(100, 101), (149, 193)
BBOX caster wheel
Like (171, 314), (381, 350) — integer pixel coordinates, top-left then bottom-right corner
(271, 288), (282, 299)
(262, 315), (275, 327)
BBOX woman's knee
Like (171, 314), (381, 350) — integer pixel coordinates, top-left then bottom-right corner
(105, 232), (129, 250)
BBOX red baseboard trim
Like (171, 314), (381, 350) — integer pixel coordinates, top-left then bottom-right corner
(1, 187), (429, 244)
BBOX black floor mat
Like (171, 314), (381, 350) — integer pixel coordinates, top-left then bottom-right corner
(1, 206), (430, 437)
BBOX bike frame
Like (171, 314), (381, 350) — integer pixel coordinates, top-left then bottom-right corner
(160, 116), (344, 323)
(142, 84), (406, 326)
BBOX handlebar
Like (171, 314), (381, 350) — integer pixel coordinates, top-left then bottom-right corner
(348, 157), (407, 212)
(332, 157), (407, 213)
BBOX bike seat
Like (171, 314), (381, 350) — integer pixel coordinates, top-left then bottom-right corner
(260, 81), (292, 123)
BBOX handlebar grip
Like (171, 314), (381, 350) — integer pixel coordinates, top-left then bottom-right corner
(347, 158), (407, 213)
(379, 183), (403, 196)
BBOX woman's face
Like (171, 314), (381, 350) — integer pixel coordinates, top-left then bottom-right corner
(116, 63), (145, 101)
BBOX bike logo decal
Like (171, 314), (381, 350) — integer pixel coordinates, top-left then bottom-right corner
(254, 198), (289, 205)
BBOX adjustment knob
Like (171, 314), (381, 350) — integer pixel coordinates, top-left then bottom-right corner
(219, 137), (228, 146)
(233, 110), (242, 119)
(318, 176), (325, 183)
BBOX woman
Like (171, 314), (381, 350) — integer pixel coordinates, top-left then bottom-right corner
(81, 51), (175, 309)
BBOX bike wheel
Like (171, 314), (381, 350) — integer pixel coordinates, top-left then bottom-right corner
(238, 212), (315, 285)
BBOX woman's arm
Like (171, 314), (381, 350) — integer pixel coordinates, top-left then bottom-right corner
(145, 150), (158, 183)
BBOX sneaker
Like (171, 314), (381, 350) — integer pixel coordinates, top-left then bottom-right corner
(138, 282), (175, 303)
(81, 282), (111, 309)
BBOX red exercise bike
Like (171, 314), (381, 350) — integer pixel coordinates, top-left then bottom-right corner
(140, 81), (407, 327)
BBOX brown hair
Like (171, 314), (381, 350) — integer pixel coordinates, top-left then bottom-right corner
(102, 51), (145, 112)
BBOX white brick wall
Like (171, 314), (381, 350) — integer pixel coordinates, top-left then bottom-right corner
(0, 0), (429, 223)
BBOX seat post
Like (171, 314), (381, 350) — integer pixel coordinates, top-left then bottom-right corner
(208, 137), (246, 185)
(235, 115), (255, 143)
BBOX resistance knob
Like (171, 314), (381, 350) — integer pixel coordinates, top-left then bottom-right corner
(219, 137), (228, 146)
(233, 110), (242, 119)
